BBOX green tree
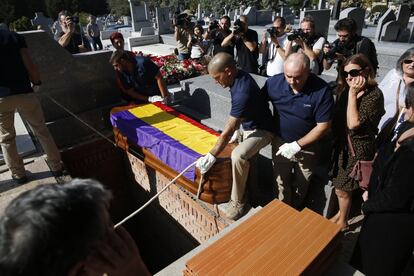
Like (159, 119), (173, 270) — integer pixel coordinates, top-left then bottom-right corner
(10, 16), (35, 31)
(0, 0), (15, 25)
(106, 0), (130, 16)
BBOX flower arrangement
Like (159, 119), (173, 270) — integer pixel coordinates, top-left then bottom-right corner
(135, 52), (206, 84)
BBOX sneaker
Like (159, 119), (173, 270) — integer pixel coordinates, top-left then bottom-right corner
(11, 174), (28, 184)
(224, 200), (251, 221)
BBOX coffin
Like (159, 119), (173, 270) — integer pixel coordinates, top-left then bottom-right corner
(110, 103), (234, 204)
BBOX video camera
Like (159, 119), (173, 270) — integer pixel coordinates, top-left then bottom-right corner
(174, 13), (192, 29)
(67, 16), (79, 24)
(233, 19), (244, 34)
(267, 26), (279, 37)
(209, 20), (219, 31)
(287, 29), (306, 41)
(324, 40), (353, 61)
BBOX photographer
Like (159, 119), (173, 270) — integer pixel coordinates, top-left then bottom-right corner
(222, 15), (259, 74)
(174, 10), (193, 60)
(57, 10), (90, 54)
(285, 16), (325, 75)
(323, 18), (378, 74)
(259, 16), (288, 76)
(204, 15), (234, 57)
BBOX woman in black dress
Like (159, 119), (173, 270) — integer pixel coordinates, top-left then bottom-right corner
(329, 54), (385, 229)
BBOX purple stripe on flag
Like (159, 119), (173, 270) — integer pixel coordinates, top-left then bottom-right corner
(111, 110), (201, 180)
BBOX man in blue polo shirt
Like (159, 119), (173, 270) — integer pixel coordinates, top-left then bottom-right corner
(196, 53), (274, 220)
(109, 50), (169, 103)
(263, 53), (333, 209)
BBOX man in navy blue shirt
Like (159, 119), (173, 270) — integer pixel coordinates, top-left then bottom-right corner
(196, 53), (274, 220)
(263, 53), (334, 209)
(109, 50), (169, 103)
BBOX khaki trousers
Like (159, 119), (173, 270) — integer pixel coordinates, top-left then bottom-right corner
(0, 93), (61, 177)
(272, 136), (318, 209)
(231, 129), (273, 202)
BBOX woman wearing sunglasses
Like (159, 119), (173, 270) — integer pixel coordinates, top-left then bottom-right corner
(329, 54), (385, 229)
(378, 47), (414, 131)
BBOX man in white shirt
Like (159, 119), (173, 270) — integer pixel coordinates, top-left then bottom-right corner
(286, 16), (325, 75)
(259, 16), (288, 76)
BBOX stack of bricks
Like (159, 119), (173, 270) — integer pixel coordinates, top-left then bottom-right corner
(184, 200), (342, 275)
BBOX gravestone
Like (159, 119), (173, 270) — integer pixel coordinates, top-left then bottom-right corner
(96, 18), (104, 31)
(332, 0), (342, 20)
(396, 4), (410, 29)
(318, 0), (326, 10)
(122, 16), (131, 26)
(410, 23), (414, 43)
(31, 12), (53, 35)
(381, 21), (400, 41)
(229, 10), (235, 20)
(243, 6), (257, 25)
(374, 8), (396, 41)
(300, 9), (330, 38)
(256, 10), (273, 25)
(140, 26), (155, 35)
(339, 7), (365, 36)
(156, 7), (172, 34)
(281, 7), (295, 25)
(128, 0), (152, 32)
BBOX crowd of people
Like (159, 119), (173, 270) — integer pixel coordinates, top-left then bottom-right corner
(1, 8), (414, 275)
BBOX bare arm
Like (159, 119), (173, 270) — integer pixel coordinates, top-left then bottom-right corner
(301, 40), (319, 60)
(210, 116), (241, 157)
(123, 87), (150, 102)
(284, 40), (294, 57)
(155, 72), (169, 98)
(20, 48), (40, 84)
(221, 32), (234, 47)
(297, 121), (331, 148)
(347, 76), (366, 130)
(174, 27), (181, 41)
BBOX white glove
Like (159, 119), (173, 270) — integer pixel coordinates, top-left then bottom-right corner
(276, 141), (301, 160)
(148, 95), (164, 103)
(196, 153), (216, 174)
(228, 129), (241, 144)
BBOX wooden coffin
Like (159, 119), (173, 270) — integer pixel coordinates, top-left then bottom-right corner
(111, 105), (234, 204)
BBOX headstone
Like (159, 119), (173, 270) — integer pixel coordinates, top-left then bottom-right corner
(318, 0), (326, 10)
(96, 18), (104, 31)
(381, 21), (401, 41)
(156, 7), (172, 34)
(397, 28), (411, 42)
(300, 9), (331, 38)
(123, 16), (131, 26)
(281, 7), (295, 25)
(396, 4), (410, 29)
(374, 8), (396, 41)
(339, 7), (365, 36)
(31, 12), (53, 35)
(140, 26), (155, 35)
(243, 6), (257, 25)
(128, 35), (159, 49)
(332, 0), (342, 20)
(409, 23), (414, 43)
(256, 10), (273, 26)
(229, 10), (235, 20)
(198, 4), (202, 20)
(128, 0), (152, 32)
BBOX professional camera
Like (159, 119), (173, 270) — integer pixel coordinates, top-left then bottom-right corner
(267, 26), (279, 37)
(287, 28), (305, 41)
(233, 19), (244, 34)
(209, 20), (219, 31)
(174, 13), (191, 28)
(67, 16), (79, 24)
(324, 40), (353, 61)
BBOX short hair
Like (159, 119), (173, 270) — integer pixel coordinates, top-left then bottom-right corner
(194, 24), (204, 34)
(396, 47), (414, 74)
(273, 16), (286, 27)
(220, 15), (230, 23)
(109, 31), (124, 44)
(0, 179), (112, 276)
(334, 17), (357, 34)
(285, 52), (310, 71)
(109, 50), (131, 64)
(301, 15), (315, 29)
(337, 54), (377, 93)
(208, 52), (236, 74)
(239, 15), (248, 23)
(58, 10), (70, 21)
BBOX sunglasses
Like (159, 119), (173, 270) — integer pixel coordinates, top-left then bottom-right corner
(403, 59), (414, 65)
(343, 68), (364, 78)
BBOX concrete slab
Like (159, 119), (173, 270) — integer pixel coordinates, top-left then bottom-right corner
(0, 157), (57, 214)
(0, 112), (36, 165)
(131, 43), (175, 56)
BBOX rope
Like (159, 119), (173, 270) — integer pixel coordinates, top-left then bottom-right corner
(196, 174), (204, 199)
(114, 160), (198, 229)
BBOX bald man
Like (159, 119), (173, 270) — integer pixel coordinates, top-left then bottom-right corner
(196, 53), (274, 220)
(262, 53), (334, 209)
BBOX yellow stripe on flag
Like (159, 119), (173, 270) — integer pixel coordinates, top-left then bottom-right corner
(129, 104), (218, 155)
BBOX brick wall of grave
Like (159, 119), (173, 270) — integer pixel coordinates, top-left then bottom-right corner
(127, 152), (231, 243)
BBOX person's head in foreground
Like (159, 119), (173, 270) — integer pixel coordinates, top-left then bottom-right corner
(0, 179), (150, 276)
(208, 52), (237, 88)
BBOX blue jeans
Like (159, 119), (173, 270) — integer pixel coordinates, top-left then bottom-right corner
(178, 52), (190, 61)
